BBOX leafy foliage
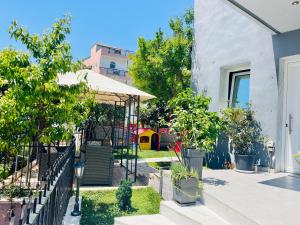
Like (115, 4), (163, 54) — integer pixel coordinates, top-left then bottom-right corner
(0, 185), (29, 199)
(0, 164), (10, 182)
(88, 103), (124, 126)
(294, 152), (300, 164)
(222, 108), (263, 155)
(116, 179), (132, 211)
(129, 8), (193, 102)
(0, 15), (91, 150)
(130, 9), (194, 130)
(168, 89), (222, 152)
(140, 101), (170, 129)
(171, 163), (198, 185)
(85, 103), (124, 140)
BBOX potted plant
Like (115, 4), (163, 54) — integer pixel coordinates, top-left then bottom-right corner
(222, 108), (263, 171)
(293, 152), (300, 164)
(171, 163), (200, 205)
(169, 89), (221, 179)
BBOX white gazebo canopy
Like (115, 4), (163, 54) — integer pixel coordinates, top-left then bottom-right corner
(58, 69), (155, 104)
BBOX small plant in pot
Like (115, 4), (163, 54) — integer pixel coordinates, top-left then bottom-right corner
(171, 163), (200, 205)
(293, 152), (300, 164)
(169, 89), (221, 179)
(222, 108), (263, 171)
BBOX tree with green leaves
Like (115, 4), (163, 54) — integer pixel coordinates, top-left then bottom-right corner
(129, 9), (193, 101)
(0, 15), (91, 151)
(140, 101), (170, 131)
(168, 88), (221, 151)
(129, 9), (194, 128)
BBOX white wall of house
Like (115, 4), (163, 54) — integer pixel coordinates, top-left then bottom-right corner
(192, 0), (278, 166)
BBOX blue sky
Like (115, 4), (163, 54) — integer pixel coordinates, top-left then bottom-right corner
(0, 0), (194, 60)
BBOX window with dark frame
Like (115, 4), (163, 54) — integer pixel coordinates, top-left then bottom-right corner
(140, 136), (149, 143)
(228, 70), (250, 108)
(110, 61), (116, 69)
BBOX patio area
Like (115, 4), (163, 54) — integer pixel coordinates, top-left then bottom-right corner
(202, 169), (300, 225)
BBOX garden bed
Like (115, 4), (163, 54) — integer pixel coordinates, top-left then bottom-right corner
(80, 187), (161, 225)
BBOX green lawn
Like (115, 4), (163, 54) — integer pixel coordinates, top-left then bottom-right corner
(147, 161), (172, 170)
(114, 149), (177, 159)
(139, 150), (176, 158)
(80, 187), (161, 225)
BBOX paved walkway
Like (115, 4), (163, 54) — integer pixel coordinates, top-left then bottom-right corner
(149, 170), (173, 200)
(80, 157), (179, 191)
(202, 169), (300, 225)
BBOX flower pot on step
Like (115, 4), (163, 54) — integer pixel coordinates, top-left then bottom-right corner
(173, 177), (198, 205)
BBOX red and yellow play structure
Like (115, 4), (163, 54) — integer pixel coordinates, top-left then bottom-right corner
(138, 128), (160, 150)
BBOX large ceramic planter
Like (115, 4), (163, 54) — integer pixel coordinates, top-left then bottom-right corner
(173, 177), (198, 205)
(234, 154), (256, 171)
(182, 148), (205, 179)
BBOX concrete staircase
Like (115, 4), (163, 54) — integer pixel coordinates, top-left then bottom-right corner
(114, 201), (231, 225)
(114, 214), (177, 225)
(201, 191), (258, 225)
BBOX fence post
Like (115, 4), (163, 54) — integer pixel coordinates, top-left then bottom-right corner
(159, 169), (163, 197)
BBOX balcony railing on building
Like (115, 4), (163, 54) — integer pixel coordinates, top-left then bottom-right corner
(100, 67), (128, 77)
(107, 48), (134, 56)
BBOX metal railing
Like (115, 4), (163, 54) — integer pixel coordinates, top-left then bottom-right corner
(7, 140), (75, 225)
(100, 67), (128, 77)
(107, 48), (134, 56)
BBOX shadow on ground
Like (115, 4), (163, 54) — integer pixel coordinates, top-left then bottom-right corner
(259, 175), (300, 192)
(203, 177), (228, 186)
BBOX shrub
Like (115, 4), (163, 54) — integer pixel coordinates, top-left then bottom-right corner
(171, 163), (198, 185)
(294, 152), (300, 164)
(116, 179), (132, 211)
(168, 89), (221, 152)
(0, 164), (10, 182)
(222, 108), (263, 155)
(0, 185), (28, 199)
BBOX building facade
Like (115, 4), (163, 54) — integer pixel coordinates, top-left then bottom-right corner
(193, 0), (300, 172)
(83, 43), (134, 84)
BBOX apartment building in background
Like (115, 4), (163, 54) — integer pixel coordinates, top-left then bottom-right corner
(83, 43), (134, 84)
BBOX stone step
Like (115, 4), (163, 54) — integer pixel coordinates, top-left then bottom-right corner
(160, 201), (231, 225)
(114, 214), (177, 225)
(201, 191), (259, 225)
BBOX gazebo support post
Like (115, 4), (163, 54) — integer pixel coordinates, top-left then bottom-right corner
(125, 96), (132, 180)
(121, 101), (126, 168)
(112, 101), (117, 147)
(134, 96), (140, 182)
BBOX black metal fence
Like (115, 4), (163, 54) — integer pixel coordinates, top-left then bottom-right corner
(4, 139), (75, 225)
(112, 95), (140, 182)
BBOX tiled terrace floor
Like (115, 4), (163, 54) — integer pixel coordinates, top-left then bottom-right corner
(202, 169), (300, 225)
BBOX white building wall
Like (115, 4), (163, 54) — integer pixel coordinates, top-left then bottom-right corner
(192, 0), (278, 166)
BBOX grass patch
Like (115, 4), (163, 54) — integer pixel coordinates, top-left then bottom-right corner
(148, 161), (172, 170)
(80, 187), (161, 225)
(138, 150), (176, 159)
(114, 150), (176, 159)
